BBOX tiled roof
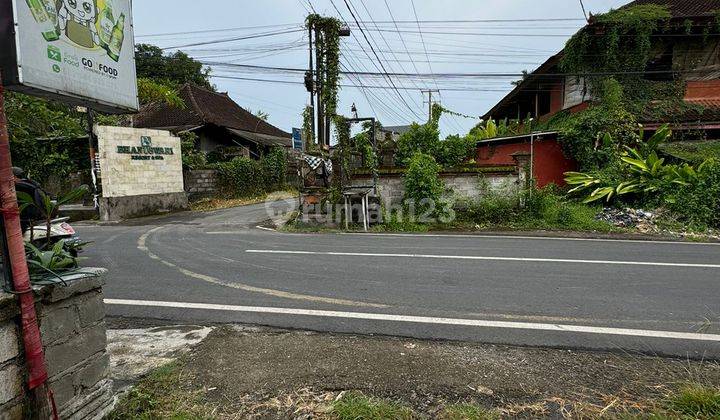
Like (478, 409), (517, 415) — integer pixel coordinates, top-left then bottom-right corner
(134, 84), (291, 139)
(621, 0), (720, 19)
(640, 100), (720, 124)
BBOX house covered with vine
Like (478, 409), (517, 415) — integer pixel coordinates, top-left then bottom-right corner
(475, 0), (720, 185)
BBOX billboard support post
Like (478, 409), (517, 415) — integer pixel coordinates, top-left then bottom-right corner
(0, 71), (58, 419)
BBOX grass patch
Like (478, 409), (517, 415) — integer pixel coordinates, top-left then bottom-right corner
(108, 362), (215, 420)
(665, 384), (720, 419)
(332, 391), (415, 420)
(191, 189), (296, 212)
(453, 186), (621, 234)
(440, 403), (499, 420)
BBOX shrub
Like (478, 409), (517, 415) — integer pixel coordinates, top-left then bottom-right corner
(261, 147), (287, 190)
(395, 123), (440, 166)
(552, 79), (640, 171)
(179, 132), (206, 170)
(436, 135), (475, 167)
(664, 161), (720, 229)
(454, 185), (615, 232)
(403, 152), (444, 215)
(214, 157), (266, 197)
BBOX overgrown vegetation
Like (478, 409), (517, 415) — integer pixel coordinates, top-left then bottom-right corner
(566, 125), (720, 230)
(403, 152), (445, 216)
(213, 147), (288, 198)
(454, 184), (617, 233)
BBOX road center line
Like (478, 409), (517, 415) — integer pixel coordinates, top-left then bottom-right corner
(104, 298), (720, 342)
(246, 249), (720, 269)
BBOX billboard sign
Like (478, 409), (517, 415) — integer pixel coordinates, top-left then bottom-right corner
(292, 127), (303, 151)
(0, 0), (138, 113)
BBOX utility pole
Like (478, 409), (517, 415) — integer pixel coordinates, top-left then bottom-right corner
(421, 89), (440, 123)
(305, 25), (316, 151)
(305, 17), (350, 151)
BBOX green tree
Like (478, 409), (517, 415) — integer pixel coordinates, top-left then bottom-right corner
(395, 123), (440, 166)
(4, 92), (86, 182)
(135, 44), (213, 90)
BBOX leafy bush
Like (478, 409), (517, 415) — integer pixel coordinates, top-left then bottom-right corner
(214, 157), (267, 197)
(565, 126), (711, 205)
(454, 185), (615, 232)
(403, 152), (444, 214)
(664, 161), (720, 229)
(179, 132), (206, 170)
(552, 80), (640, 171)
(261, 147), (287, 190)
(213, 148), (287, 198)
(436, 135), (475, 167)
(395, 123), (440, 166)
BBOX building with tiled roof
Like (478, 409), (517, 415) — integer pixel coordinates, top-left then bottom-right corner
(134, 83), (291, 158)
(482, 0), (720, 132)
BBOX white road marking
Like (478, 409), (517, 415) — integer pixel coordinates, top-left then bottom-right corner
(104, 298), (720, 343)
(246, 249), (720, 269)
(138, 228), (386, 308)
(255, 226), (277, 232)
(340, 232), (720, 246)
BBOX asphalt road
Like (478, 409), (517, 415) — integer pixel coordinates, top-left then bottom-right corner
(76, 202), (720, 358)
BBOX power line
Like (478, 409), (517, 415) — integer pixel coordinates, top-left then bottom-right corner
(136, 23), (302, 38)
(356, 0), (425, 108)
(328, 0), (418, 122)
(205, 61), (700, 79)
(160, 29), (306, 50)
(342, 0), (422, 119)
(409, 0), (440, 95)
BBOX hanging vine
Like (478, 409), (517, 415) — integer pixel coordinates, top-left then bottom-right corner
(561, 5), (672, 76)
(302, 105), (315, 151)
(332, 115), (352, 184)
(431, 103), (481, 122)
(306, 14), (342, 119)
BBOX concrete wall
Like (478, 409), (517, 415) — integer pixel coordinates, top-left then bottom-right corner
(0, 270), (113, 419)
(350, 170), (519, 208)
(96, 126), (189, 220)
(184, 169), (218, 198)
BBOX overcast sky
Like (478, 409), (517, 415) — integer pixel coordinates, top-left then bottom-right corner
(132, 0), (631, 138)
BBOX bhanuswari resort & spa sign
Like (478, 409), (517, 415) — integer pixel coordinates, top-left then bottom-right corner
(116, 136), (175, 161)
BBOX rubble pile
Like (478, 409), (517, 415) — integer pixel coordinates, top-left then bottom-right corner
(596, 207), (658, 232)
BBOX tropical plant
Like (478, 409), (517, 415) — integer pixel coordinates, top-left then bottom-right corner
(565, 125), (710, 203)
(17, 185), (89, 248)
(25, 240), (81, 282)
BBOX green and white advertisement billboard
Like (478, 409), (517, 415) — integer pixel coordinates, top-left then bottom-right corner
(0, 0), (138, 113)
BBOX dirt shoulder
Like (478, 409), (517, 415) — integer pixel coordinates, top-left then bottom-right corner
(110, 325), (720, 419)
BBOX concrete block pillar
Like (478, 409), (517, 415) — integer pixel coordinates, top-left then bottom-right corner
(511, 151), (532, 189)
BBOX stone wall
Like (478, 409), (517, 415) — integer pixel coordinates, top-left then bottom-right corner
(96, 126), (189, 220)
(184, 169), (218, 198)
(350, 169), (520, 208)
(0, 270), (113, 419)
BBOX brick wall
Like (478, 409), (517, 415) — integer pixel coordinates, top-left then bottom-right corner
(184, 169), (218, 197)
(0, 271), (113, 419)
(95, 126), (185, 198)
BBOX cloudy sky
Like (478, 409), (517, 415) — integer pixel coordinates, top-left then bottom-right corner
(132, 0), (631, 138)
